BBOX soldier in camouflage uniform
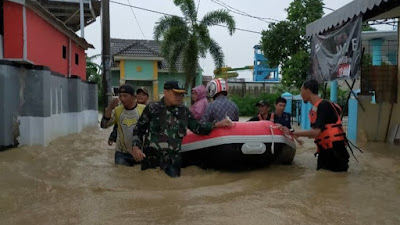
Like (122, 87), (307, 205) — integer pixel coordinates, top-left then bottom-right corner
(131, 80), (233, 177)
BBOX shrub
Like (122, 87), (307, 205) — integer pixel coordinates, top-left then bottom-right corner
(230, 92), (281, 116)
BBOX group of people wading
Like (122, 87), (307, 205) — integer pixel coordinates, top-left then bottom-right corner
(101, 78), (355, 177)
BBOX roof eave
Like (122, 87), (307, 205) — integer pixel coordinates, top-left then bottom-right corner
(25, 0), (94, 49)
(306, 0), (400, 37)
(113, 56), (164, 61)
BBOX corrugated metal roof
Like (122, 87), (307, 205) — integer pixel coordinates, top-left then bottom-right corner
(36, 0), (101, 32)
(306, 0), (399, 37)
(111, 39), (184, 72)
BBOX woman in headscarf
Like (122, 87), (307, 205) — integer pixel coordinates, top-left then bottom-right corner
(190, 85), (208, 120)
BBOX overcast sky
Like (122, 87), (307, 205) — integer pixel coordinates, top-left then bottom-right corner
(83, 0), (388, 80)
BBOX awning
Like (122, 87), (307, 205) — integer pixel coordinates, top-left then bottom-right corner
(306, 0), (400, 37)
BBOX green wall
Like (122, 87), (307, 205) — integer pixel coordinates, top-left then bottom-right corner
(111, 70), (120, 86)
(195, 70), (203, 86)
(125, 80), (153, 99)
(158, 72), (202, 106)
(124, 60), (154, 80)
(158, 72), (186, 95)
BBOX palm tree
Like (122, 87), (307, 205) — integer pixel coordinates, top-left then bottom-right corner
(86, 54), (101, 82)
(86, 54), (104, 109)
(154, 0), (235, 88)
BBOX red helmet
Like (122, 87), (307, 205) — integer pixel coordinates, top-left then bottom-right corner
(206, 78), (228, 98)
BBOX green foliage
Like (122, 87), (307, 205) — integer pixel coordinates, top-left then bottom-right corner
(86, 54), (104, 110)
(86, 54), (101, 81)
(362, 53), (372, 66)
(272, 83), (300, 95)
(280, 50), (310, 88)
(230, 93), (281, 116)
(321, 86), (350, 116)
(362, 22), (377, 31)
(261, 0), (324, 88)
(231, 83), (302, 117)
(154, 0), (235, 88)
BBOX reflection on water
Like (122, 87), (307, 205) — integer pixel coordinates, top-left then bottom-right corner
(1, 126), (399, 225)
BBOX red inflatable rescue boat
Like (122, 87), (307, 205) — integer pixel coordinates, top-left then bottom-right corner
(181, 121), (296, 169)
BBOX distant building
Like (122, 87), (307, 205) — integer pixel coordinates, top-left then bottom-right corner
(0, 0), (100, 147)
(110, 39), (203, 100)
(1, 0), (99, 79)
(253, 45), (279, 82)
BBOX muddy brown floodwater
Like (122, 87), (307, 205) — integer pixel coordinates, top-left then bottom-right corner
(1, 125), (399, 225)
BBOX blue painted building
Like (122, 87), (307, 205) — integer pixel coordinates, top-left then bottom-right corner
(253, 45), (279, 82)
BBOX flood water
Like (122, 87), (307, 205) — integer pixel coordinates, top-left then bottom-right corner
(1, 124), (400, 225)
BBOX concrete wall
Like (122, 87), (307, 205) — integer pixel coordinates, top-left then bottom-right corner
(227, 81), (276, 97)
(357, 28), (400, 143)
(0, 61), (98, 148)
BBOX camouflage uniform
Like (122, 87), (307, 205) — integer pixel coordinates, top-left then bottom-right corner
(132, 98), (213, 177)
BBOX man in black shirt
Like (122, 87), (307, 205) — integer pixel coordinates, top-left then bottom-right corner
(248, 100), (271, 121)
(282, 79), (349, 172)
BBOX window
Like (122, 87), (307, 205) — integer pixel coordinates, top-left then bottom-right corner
(361, 65), (398, 103)
(62, 46), (66, 59)
(75, 53), (79, 65)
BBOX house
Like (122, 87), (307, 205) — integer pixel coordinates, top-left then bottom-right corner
(1, 0), (101, 79)
(0, 0), (100, 148)
(306, 0), (400, 143)
(110, 38), (203, 101)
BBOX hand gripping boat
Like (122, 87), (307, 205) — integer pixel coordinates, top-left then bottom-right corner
(181, 121), (297, 169)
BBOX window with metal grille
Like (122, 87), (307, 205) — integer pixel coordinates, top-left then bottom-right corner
(360, 38), (398, 103)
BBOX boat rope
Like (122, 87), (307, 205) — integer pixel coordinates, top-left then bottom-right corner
(269, 125), (275, 154)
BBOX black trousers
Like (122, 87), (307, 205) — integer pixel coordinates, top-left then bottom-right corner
(317, 141), (350, 172)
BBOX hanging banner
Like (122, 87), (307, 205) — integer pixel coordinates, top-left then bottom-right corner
(310, 15), (362, 82)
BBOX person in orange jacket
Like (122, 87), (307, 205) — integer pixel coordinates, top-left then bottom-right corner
(281, 79), (350, 172)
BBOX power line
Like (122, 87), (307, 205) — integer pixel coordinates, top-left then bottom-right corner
(197, 0), (201, 14)
(126, 0), (146, 39)
(210, 0), (279, 23)
(367, 18), (398, 27)
(323, 6), (335, 11)
(111, 1), (175, 16)
(110, 0), (262, 34)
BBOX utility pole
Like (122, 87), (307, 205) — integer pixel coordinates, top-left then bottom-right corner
(79, 0), (84, 38)
(101, 0), (111, 112)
